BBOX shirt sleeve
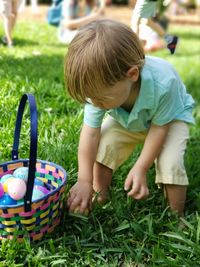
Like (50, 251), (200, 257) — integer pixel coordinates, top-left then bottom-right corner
(152, 79), (185, 126)
(84, 103), (106, 128)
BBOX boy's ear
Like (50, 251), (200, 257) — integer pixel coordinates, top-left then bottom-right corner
(126, 66), (139, 82)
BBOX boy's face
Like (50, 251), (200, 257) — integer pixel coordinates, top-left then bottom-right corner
(92, 79), (132, 109)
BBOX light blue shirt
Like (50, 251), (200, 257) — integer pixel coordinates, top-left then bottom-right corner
(133, 0), (157, 18)
(84, 56), (195, 132)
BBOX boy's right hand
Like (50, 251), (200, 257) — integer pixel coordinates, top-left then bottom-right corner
(67, 181), (94, 214)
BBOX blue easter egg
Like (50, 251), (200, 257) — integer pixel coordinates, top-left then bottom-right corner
(0, 194), (17, 206)
(13, 167), (29, 182)
(0, 174), (13, 184)
(32, 188), (45, 201)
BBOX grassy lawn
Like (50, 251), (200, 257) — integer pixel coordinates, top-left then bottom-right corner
(0, 20), (200, 266)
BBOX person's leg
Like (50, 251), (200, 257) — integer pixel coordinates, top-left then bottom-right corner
(155, 121), (190, 216)
(146, 18), (166, 37)
(164, 184), (187, 217)
(10, 0), (19, 32)
(30, 0), (39, 13)
(2, 15), (13, 45)
(93, 116), (147, 203)
(0, 0), (13, 46)
(1, 0), (21, 47)
(147, 17), (178, 54)
(93, 162), (113, 203)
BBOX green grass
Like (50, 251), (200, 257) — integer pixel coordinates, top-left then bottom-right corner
(0, 21), (200, 266)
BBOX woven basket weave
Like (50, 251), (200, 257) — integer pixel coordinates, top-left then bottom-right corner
(0, 94), (67, 242)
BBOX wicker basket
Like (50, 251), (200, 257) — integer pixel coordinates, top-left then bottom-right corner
(0, 94), (67, 242)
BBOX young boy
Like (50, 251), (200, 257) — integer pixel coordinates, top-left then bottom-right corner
(132, 0), (178, 54)
(0, 0), (23, 47)
(65, 19), (195, 217)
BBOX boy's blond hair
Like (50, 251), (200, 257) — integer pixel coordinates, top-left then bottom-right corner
(64, 19), (145, 103)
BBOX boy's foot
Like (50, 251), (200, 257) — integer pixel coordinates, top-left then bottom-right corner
(167, 36), (178, 54)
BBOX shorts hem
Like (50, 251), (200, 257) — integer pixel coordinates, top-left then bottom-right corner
(96, 155), (116, 171)
(155, 176), (189, 186)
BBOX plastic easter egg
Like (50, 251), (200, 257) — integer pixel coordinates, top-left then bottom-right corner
(0, 174), (13, 184)
(0, 193), (17, 206)
(34, 178), (44, 186)
(2, 177), (15, 192)
(17, 199), (24, 205)
(34, 185), (49, 195)
(13, 167), (29, 182)
(0, 183), (4, 198)
(7, 178), (27, 200)
(0, 170), (13, 178)
(32, 189), (45, 201)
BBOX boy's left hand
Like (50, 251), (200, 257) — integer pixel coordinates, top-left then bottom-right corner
(124, 166), (149, 200)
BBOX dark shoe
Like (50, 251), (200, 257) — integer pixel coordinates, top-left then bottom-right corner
(1, 36), (8, 45)
(1, 36), (14, 48)
(167, 36), (178, 54)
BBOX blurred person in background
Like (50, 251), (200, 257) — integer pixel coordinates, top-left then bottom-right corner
(20, 0), (39, 13)
(58, 0), (105, 44)
(0, 0), (23, 47)
(132, 0), (178, 54)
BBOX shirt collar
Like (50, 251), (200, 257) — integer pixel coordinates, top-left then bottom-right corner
(133, 63), (155, 111)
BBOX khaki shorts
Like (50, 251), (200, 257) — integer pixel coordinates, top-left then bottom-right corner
(96, 116), (190, 185)
(0, 0), (23, 17)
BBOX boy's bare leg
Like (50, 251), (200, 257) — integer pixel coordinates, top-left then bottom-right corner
(147, 18), (166, 37)
(164, 184), (187, 217)
(93, 162), (113, 203)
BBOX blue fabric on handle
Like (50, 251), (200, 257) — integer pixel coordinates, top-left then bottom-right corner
(12, 94), (38, 212)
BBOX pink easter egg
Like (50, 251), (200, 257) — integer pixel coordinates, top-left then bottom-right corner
(7, 178), (27, 200)
(0, 183), (4, 198)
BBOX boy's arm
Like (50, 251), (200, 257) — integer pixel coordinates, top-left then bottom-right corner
(62, 13), (101, 30)
(124, 123), (170, 199)
(67, 124), (100, 213)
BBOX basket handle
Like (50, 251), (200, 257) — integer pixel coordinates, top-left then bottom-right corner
(12, 94), (38, 212)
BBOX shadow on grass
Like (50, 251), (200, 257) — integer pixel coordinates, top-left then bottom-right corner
(0, 53), (65, 83)
(0, 37), (39, 47)
(177, 31), (200, 41)
(173, 49), (200, 57)
(12, 37), (67, 49)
